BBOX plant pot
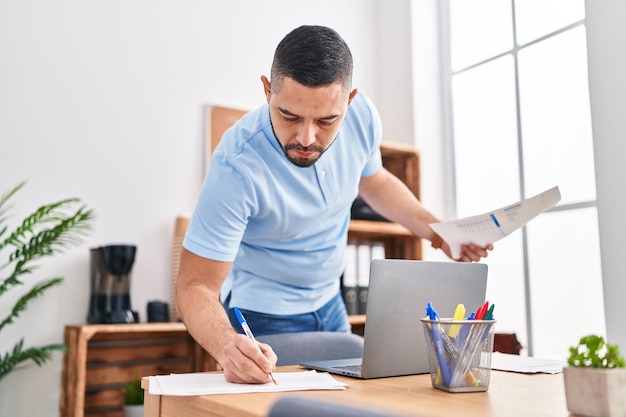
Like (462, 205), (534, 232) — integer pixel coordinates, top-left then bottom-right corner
(563, 366), (626, 417)
(123, 404), (144, 417)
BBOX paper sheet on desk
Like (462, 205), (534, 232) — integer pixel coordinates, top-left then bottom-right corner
(491, 352), (565, 374)
(149, 370), (346, 396)
(430, 186), (561, 259)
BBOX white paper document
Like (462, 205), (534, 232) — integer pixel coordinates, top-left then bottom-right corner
(491, 352), (565, 374)
(430, 186), (561, 259)
(148, 370), (346, 396)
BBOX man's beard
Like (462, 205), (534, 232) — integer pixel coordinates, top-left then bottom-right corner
(269, 113), (332, 167)
(282, 143), (326, 168)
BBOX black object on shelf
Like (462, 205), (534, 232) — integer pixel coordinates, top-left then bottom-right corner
(147, 300), (170, 322)
(350, 196), (390, 222)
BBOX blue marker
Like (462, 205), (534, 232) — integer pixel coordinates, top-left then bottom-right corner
(426, 302), (452, 387)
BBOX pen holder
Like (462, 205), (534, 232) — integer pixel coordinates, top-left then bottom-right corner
(420, 318), (496, 393)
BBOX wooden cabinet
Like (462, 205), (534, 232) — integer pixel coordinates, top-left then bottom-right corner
(60, 323), (218, 417)
(348, 140), (422, 261)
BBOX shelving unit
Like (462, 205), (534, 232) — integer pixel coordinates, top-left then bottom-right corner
(346, 141), (421, 334)
(373, 141), (421, 259)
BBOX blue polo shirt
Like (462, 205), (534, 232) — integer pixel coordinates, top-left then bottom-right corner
(183, 92), (382, 315)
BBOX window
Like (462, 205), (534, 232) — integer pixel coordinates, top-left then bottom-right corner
(443, 0), (604, 358)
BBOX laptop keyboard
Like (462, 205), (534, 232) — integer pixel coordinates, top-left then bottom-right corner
(333, 364), (362, 373)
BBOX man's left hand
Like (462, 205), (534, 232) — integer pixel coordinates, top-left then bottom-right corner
(441, 241), (494, 262)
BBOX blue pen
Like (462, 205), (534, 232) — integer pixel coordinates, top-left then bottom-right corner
(426, 302), (452, 387)
(455, 312), (475, 348)
(234, 307), (277, 385)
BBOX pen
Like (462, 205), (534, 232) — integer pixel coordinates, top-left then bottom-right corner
(455, 311), (474, 348)
(426, 302), (452, 387)
(233, 307), (277, 385)
(474, 301), (489, 320)
(484, 303), (495, 320)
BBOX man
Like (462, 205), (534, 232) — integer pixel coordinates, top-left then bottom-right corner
(177, 25), (492, 384)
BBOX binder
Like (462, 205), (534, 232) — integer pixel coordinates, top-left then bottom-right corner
(357, 242), (386, 315)
(357, 243), (372, 315)
(342, 243), (359, 315)
(371, 242), (386, 262)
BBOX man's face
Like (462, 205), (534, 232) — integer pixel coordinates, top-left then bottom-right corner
(262, 75), (357, 167)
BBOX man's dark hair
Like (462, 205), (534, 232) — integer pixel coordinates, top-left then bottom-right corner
(270, 25), (353, 94)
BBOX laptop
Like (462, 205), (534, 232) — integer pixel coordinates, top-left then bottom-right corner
(300, 259), (488, 379)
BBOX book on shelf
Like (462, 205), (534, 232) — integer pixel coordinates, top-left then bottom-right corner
(341, 243), (359, 315)
(342, 242), (386, 316)
(356, 243), (371, 315)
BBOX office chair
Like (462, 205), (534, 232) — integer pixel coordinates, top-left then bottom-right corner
(268, 396), (402, 417)
(493, 332), (523, 355)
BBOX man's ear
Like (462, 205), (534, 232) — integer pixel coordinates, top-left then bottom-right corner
(347, 88), (359, 106)
(261, 75), (271, 102)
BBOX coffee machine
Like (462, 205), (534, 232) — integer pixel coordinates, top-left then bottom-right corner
(88, 244), (139, 324)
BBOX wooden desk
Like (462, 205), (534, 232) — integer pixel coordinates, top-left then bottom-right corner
(141, 365), (569, 417)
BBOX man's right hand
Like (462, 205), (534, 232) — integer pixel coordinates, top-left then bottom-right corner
(176, 250), (277, 383)
(220, 334), (278, 384)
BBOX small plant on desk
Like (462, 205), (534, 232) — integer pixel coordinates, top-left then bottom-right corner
(567, 334), (625, 369)
(124, 377), (144, 405)
(123, 377), (144, 417)
(563, 334), (626, 417)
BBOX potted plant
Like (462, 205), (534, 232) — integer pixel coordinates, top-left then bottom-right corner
(563, 334), (626, 417)
(123, 377), (144, 417)
(0, 181), (94, 381)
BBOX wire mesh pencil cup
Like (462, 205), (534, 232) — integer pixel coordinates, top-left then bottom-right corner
(420, 318), (496, 393)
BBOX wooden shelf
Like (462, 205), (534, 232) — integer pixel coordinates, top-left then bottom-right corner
(348, 219), (413, 238)
(348, 315), (366, 336)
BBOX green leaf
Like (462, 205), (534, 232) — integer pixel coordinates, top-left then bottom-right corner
(0, 339), (67, 382)
(567, 334), (625, 369)
(123, 377), (145, 405)
(0, 197), (95, 297)
(0, 278), (63, 332)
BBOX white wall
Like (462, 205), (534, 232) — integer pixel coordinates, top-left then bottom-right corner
(586, 0), (626, 353)
(377, 1), (414, 147)
(0, 1), (401, 415)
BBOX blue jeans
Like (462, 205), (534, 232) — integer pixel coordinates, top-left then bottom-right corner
(224, 291), (351, 336)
